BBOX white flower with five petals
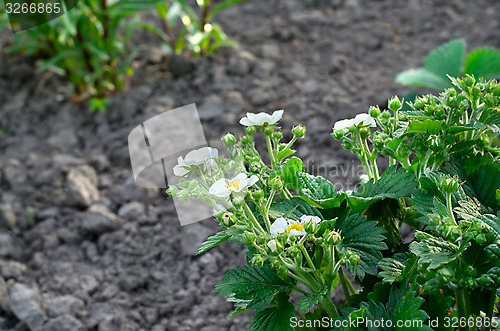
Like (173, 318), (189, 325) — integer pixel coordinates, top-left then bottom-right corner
(239, 110), (284, 126)
(333, 113), (376, 131)
(173, 147), (219, 177)
(270, 215), (321, 237)
(209, 173), (259, 198)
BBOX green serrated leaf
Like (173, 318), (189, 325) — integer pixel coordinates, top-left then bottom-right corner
(297, 172), (347, 209)
(395, 68), (450, 90)
(407, 119), (443, 134)
(297, 288), (327, 312)
(424, 39), (466, 84)
(197, 231), (230, 255)
(249, 292), (294, 331)
(410, 232), (471, 270)
(269, 197), (323, 221)
(336, 214), (387, 280)
(279, 157), (303, 190)
(215, 265), (291, 312)
(464, 47), (500, 80)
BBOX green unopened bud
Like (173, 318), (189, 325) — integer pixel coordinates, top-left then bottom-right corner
(253, 189), (264, 200)
(304, 221), (318, 234)
(250, 162), (262, 172)
(292, 125), (306, 138)
(245, 126), (256, 136)
(250, 254), (264, 267)
(388, 96), (402, 111)
(439, 176), (460, 194)
(264, 126), (274, 135)
(188, 180), (199, 190)
(479, 275), (494, 288)
(324, 230), (342, 245)
(221, 212), (235, 227)
(368, 106), (381, 118)
(178, 178), (190, 188)
(381, 110), (391, 120)
(359, 127), (370, 139)
(267, 239), (283, 254)
(177, 190), (189, 202)
(331, 129), (346, 140)
(243, 231), (257, 245)
(222, 133), (237, 147)
(277, 232), (288, 245)
(269, 177), (283, 191)
(241, 136), (250, 145)
(233, 195), (245, 208)
(349, 253), (360, 265)
(272, 131), (283, 140)
(342, 141), (353, 150)
(166, 186), (179, 197)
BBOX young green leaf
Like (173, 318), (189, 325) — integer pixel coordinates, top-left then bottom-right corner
(410, 232), (470, 270)
(297, 288), (327, 312)
(197, 231), (231, 255)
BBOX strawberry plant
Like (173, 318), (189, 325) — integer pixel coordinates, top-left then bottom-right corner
(167, 75), (500, 330)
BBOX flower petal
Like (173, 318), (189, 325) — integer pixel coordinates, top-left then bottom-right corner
(209, 179), (231, 197)
(239, 117), (254, 126)
(270, 217), (288, 237)
(300, 215), (321, 224)
(269, 109), (284, 124)
(333, 118), (354, 130)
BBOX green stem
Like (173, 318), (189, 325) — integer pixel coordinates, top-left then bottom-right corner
(339, 268), (358, 295)
(356, 132), (373, 178)
(485, 290), (496, 331)
(243, 202), (265, 234)
(266, 134), (276, 169)
(446, 192), (457, 225)
(263, 190), (275, 231)
(319, 295), (339, 318)
(281, 136), (297, 152)
(300, 245), (316, 272)
(455, 289), (472, 331)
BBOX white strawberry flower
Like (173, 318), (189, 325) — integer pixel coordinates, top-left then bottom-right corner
(209, 173), (259, 198)
(173, 147), (219, 177)
(239, 110), (284, 126)
(270, 215), (321, 237)
(333, 113), (376, 131)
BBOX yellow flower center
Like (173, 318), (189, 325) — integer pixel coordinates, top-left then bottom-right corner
(286, 221), (304, 233)
(225, 179), (241, 191)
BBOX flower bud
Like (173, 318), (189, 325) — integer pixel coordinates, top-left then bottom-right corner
(359, 127), (370, 139)
(277, 232), (288, 245)
(349, 253), (360, 265)
(325, 230), (342, 245)
(243, 231), (257, 245)
(342, 141), (353, 150)
(388, 96), (402, 111)
(439, 176), (460, 194)
(381, 110), (391, 120)
(241, 136), (250, 145)
(245, 126), (256, 136)
(166, 186), (179, 197)
(177, 189), (189, 202)
(250, 254), (264, 267)
(222, 133), (237, 147)
(292, 125), (306, 138)
(272, 131), (283, 140)
(250, 162), (262, 173)
(269, 177), (283, 191)
(304, 220), (318, 234)
(253, 189), (264, 201)
(178, 178), (190, 188)
(331, 129), (345, 140)
(264, 126), (275, 135)
(232, 195), (245, 208)
(368, 106), (381, 118)
(221, 212), (235, 227)
(267, 239), (282, 254)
